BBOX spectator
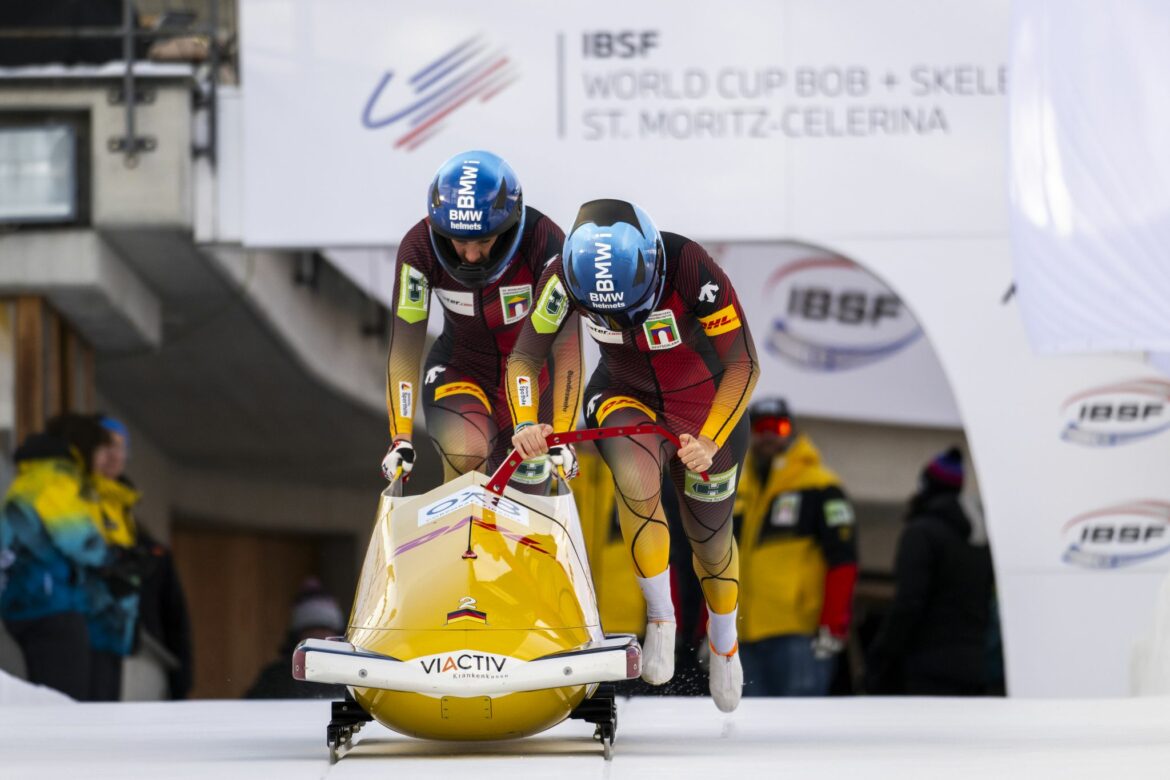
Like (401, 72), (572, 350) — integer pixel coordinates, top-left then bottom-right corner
(41, 413), (139, 701)
(866, 447), (995, 696)
(0, 418), (108, 699)
(245, 577), (348, 700)
(92, 415), (193, 700)
(735, 398), (858, 696)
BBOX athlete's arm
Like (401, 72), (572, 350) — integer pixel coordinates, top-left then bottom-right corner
(530, 218), (583, 435)
(687, 244), (761, 448)
(548, 311), (584, 432)
(506, 258), (575, 457)
(385, 233), (435, 441)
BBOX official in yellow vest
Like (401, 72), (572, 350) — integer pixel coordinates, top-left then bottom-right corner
(735, 398), (858, 696)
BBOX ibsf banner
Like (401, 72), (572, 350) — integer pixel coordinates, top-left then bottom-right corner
(240, 0), (1009, 246)
(719, 242), (959, 427)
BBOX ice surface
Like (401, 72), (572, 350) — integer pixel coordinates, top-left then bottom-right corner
(2, 695), (1169, 779)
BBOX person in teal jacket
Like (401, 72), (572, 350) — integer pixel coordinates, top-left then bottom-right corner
(1, 428), (108, 699)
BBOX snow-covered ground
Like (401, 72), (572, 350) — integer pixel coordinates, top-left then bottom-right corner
(3, 695), (1169, 779)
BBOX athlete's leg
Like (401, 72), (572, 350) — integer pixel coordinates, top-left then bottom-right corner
(668, 416), (748, 619)
(421, 361), (498, 480)
(587, 397), (674, 581)
(586, 389), (676, 683)
(667, 415), (750, 710)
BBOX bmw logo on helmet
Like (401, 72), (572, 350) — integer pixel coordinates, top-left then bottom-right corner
(427, 150), (525, 289)
(562, 199), (667, 330)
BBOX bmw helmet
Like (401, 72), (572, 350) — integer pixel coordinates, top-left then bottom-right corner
(562, 199), (666, 330)
(427, 150), (525, 288)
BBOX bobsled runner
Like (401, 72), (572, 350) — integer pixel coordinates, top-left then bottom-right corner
(294, 425), (706, 761)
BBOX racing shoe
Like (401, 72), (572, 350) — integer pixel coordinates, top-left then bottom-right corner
(708, 642), (743, 712)
(641, 618), (676, 685)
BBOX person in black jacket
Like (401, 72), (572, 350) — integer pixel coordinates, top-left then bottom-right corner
(245, 577), (348, 700)
(866, 447), (994, 696)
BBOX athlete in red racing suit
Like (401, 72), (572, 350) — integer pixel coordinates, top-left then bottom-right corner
(382, 151), (582, 486)
(506, 199), (759, 711)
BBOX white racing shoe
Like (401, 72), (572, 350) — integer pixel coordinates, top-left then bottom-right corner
(641, 618), (676, 685)
(708, 643), (743, 712)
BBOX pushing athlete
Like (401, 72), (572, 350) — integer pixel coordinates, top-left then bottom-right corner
(381, 150), (582, 486)
(507, 199), (760, 711)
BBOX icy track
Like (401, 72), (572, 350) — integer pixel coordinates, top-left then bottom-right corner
(4, 696), (1170, 779)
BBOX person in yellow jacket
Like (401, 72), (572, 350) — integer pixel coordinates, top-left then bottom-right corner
(0, 427), (108, 700)
(735, 398), (858, 696)
(93, 415), (194, 700)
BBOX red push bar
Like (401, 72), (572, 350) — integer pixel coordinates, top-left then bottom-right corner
(486, 423), (709, 496)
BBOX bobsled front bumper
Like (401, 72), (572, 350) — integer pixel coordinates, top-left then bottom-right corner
(292, 635), (641, 697)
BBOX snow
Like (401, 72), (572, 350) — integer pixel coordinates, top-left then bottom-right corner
(2, 696), (1169, 779)
(0, 669), (73, 706)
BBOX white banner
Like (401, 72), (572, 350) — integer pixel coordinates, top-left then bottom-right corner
(1009, 0), (1170, 354)
(241, 0), (1009, 246)
(721, 242), (960, 427)
(241, 0), (1170, 697)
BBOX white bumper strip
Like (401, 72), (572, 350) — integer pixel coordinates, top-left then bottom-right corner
(292, 635), (641, 697)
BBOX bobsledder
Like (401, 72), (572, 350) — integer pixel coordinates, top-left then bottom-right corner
(293, 424), (708, 761)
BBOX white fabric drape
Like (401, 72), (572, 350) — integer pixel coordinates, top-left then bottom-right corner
(1010, 0), (1170, 353)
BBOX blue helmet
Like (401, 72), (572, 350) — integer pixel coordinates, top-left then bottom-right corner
(562, 199), (666, 330)
(427, 150), (525, 289)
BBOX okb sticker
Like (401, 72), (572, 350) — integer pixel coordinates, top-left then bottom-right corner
(684, 464), (738, 503)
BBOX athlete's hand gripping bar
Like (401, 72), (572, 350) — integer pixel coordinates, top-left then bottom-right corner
(487, 423), (709, 496)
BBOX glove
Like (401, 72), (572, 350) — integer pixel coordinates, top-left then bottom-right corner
(811, 625), (846, 660)
(548, 443), (578, 480)
(381, 439), (415, 480)
(98, 546), (156, 598)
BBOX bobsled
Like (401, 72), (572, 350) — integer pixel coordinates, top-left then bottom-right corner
(293, 425), (704, 761)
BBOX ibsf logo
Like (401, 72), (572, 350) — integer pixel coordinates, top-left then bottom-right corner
(763, 244), (921, 371)
(1059, 379), (1170, 447)
(362, 36), (519, 151)
(1061, 501), (1170, 570)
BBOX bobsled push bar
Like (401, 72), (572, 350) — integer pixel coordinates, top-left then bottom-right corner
(486, 422), (709, 496)
(293, 635), (642, 697)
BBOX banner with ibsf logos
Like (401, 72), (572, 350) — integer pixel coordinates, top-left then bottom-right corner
(838, 235), (1170, 697)
(240, 0), (1009, 246)
(717, 242), (961, 428)
(243, 0), (1170, 699)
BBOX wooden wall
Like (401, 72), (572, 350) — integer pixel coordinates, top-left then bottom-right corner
(171, 525), (335, 699)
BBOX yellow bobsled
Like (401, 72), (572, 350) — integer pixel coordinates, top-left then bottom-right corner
(292, 426), (696, 760)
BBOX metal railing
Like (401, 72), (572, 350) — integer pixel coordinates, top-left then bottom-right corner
(0, 0), (228, 167)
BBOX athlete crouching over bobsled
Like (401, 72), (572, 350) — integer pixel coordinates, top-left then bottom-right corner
(291, 427), (693, 761)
